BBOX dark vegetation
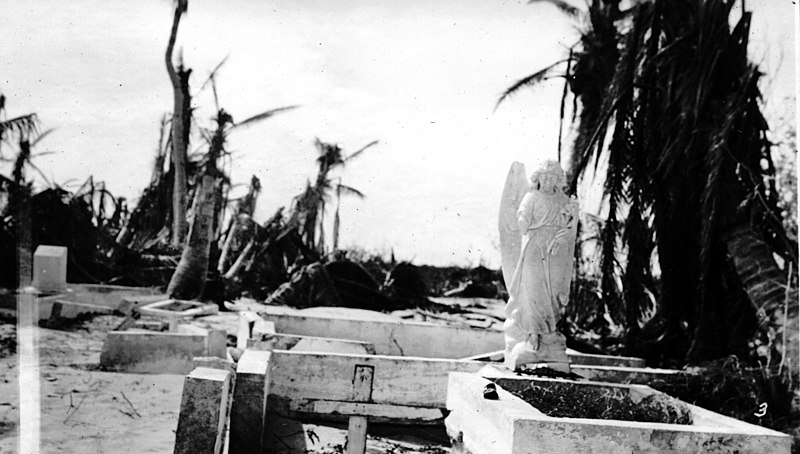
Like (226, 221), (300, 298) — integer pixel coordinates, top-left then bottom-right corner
(493, 377), (693, 424)
(647, 356), (796, 431)
(0, 322), (15, 360)
(0, 95), (495, 311)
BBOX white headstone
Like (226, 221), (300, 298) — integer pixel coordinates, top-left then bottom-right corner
(32, 245), (68, 293)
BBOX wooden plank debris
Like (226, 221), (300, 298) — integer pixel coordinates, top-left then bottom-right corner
(346, 365), (373, 454)
(307, 400), (443, 422)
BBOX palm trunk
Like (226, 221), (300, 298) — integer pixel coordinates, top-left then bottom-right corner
(223, 238), (254, 280)
(16, 193), (32, 288)
(166, 1), (188, 247)
(318, 202), (325, 254)
(217, 218), (238, 274)
(14, 141), (32, 288)
(333, 184), (342, 252)
(332, 208), (340, 252)
(208, 179), (224, 268)
(167, 174), (217, 299)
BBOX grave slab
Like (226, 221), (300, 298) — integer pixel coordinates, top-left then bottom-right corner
(565, 348), (646, 368)
(138, 299), (219, 318)
(0, 285), (160, 320)
(261, 307), (499, 358)
(100, 327), (227, 374)
(62, 284), (161, 310)
(247, 335), (376, 356)
(445, 372), (790, 454)
(290, 337), (374, 355)
(49, 300), (114, 320)
(572, 364), (682, 384)
(174, 367), (233, 454)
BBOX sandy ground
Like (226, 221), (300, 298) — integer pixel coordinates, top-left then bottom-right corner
(0, 315), (185, 454)
(0, 305), (471, 454)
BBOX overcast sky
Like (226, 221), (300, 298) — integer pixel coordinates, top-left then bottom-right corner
(1, 0), (796, 267)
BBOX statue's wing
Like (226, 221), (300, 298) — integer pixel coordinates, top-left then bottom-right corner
(498, 161), (528, 289)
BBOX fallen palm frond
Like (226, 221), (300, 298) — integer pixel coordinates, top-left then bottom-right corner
(528, 0), (582, 19)
(495, 59), (572, 110)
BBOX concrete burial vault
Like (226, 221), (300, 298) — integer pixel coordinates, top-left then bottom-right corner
(101, 323), (227, 374)
(258, 306), (646, 367)
(174, 308), (733, 454)
(445, 372), (791, 454)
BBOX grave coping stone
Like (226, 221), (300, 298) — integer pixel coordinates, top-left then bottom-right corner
(174, 367), (233, 454)
(138, 299), (219, 318)
(445, 372), (791, 454)
(229, 350), (271, 454)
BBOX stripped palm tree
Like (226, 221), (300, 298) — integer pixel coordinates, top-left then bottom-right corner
(0, 95), (44, 287)
(217, 174), (261, 273)
(0, 95), (40, 161)
(165, 0), (191, 247)
(332, 177), (365, 252)
(167, 101), (298, 299)
(498, 0), (796, 363)
(288, 139), (376, 254)
(114, 115), (174, 250)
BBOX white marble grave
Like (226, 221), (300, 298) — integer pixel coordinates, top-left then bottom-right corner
(32, 245), (68, 293)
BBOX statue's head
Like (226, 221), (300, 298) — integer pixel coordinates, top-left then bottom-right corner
(530, 160), (567, 191)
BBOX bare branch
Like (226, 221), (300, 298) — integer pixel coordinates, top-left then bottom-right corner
(233, 105), (301, 129)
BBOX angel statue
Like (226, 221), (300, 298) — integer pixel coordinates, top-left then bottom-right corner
(499, 160), (578, 371)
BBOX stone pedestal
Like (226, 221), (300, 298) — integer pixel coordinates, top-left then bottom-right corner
(229, 350), (271, 454)
(504, 331), (570, 372)
(174, 367), (233, 454)
(32, 245), (67, 293)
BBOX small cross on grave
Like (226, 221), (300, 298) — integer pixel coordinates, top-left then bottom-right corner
(346, 364), (374, 454)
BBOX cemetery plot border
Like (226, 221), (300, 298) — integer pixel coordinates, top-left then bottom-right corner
(445, 372), (791, 454)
